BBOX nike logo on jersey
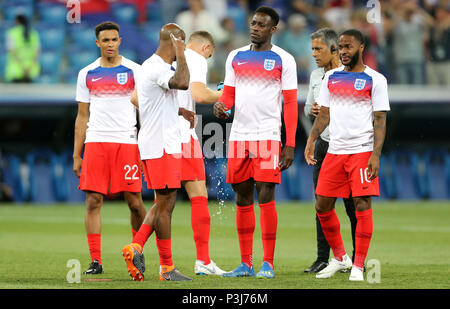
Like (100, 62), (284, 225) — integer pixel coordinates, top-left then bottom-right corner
(331, 80), (340, 84)
(92, 77), (103, 82)
(237, 61), (248, 65)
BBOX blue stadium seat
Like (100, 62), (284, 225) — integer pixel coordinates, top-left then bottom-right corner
(36, 25), (66, 50)
(446, 153), (450, 199)
(140, 22), (161, 46)
(281, 150), (302, 200)
(298, 161), (314, 201)
(423, 149), (448, 199)
(0, 50), (6, 82)
(61, 150), (85, 203)
(226, 5), (248, 33)
(379, 154), (397, 199)
(1, 153), (31, 202)
(68, 25), (97, 49)
(3, 3), (34, 23)
(27, 149), (58, 203)
(111, 3), (138, 25)
(121, 48), (138, 63)
(36, 72), (59, 84)
(146, 1), (164, 25)
(389, 150), (425, 199)
(40, 50), (61, 74)
(67, 48), (99, 72)
(204, 158), (235, 201)
(37, 2), (67, 26)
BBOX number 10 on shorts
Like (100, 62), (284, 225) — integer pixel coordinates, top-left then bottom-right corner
(360, 167), (371, 184)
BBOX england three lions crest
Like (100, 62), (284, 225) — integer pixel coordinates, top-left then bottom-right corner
(117, 72), (128, 85)
(354, 79), (366, 90)
(263, 59), (276, 71)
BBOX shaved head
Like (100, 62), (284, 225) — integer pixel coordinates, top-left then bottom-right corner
(159, 23), (185, 42)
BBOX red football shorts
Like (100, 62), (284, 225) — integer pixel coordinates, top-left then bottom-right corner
(316, 151), (380, 198)
(181, 136), (206, 181)
(79, 142), (142, 195)
(142, 151), (181, 190)
(227, 140), (281, 184)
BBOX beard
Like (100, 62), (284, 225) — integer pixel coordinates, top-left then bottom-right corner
(345, 50), (360, 68)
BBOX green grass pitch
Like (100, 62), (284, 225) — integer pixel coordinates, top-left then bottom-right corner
(0, 200), (449, 289)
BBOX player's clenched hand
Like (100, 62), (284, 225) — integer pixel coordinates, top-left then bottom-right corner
(213, 102), (229, 119)
(73, 156), (82, 178)
(304, 141), (317, 165)
(310, 102), (320, 117)
(367, 153), (380, 180)
(279, 146), (294, 171)
(179, 107), (196, 128)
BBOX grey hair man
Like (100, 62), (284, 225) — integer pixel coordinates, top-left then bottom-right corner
(303, 28), (358, 274)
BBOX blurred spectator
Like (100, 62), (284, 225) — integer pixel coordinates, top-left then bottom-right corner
(277, 14), (312, 83)
(426, 5), (450, 85)
(349, 9), (379, 70)
(390, 0), (434, 84)
(203, 0), (228, 21)
(322, 0), (352, 32)
(209, 17), (249, 83)
(287, 0), (324, 28)
(175, 0), (229, 44)
(5, 15), (41, 83)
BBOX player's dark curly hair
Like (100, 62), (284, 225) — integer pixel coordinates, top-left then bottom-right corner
(95, 21), (120, 38)
(255, 6), (280, 26)
(340, 29), (365, 46)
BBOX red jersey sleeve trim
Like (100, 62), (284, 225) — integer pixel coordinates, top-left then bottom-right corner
(218, 85), (235, 110)
(283, 89), (298, 148)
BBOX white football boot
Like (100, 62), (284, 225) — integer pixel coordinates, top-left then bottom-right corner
(349, 266), (364, 281)
(194, 260), (226, 276)
(316, 254), (352, 279)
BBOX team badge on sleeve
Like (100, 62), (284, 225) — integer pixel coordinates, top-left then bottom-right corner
(117, 72), (128, 85)
(354, 79), (366, 90)
(263, 59), (276, 71)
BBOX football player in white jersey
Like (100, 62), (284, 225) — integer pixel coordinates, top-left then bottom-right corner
(214, 6), (299, 279)
(305, 29), (390, 281)
(176, 31), (226, 276)
(121, 23), (194, 282)
(73, 22), (146, 275)
(303, 28), (357, 274)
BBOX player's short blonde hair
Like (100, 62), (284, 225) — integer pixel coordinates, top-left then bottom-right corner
(188, 31), (215, 47)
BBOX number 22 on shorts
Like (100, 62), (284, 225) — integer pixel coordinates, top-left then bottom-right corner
(124, 164), (140, 180)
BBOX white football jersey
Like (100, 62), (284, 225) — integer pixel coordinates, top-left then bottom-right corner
(176, 48), (208, 143)
(75, 56), (140, 144)
(317, 66), (390, 154)
(137, 54), (181, 160)
(223, 44), (298, 142)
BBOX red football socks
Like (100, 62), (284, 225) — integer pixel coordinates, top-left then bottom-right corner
(156, 237), (173, 267)
(87, 233), (102, 264)
(131, 228), (137, 238)
(236, 204), (255, 267)
(190, 196), (211, 265)
(317, 209), (346, 261)
(132, 224), (153, 248)
(354, 209), (373, 269)
(259, 201), (277, 268)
